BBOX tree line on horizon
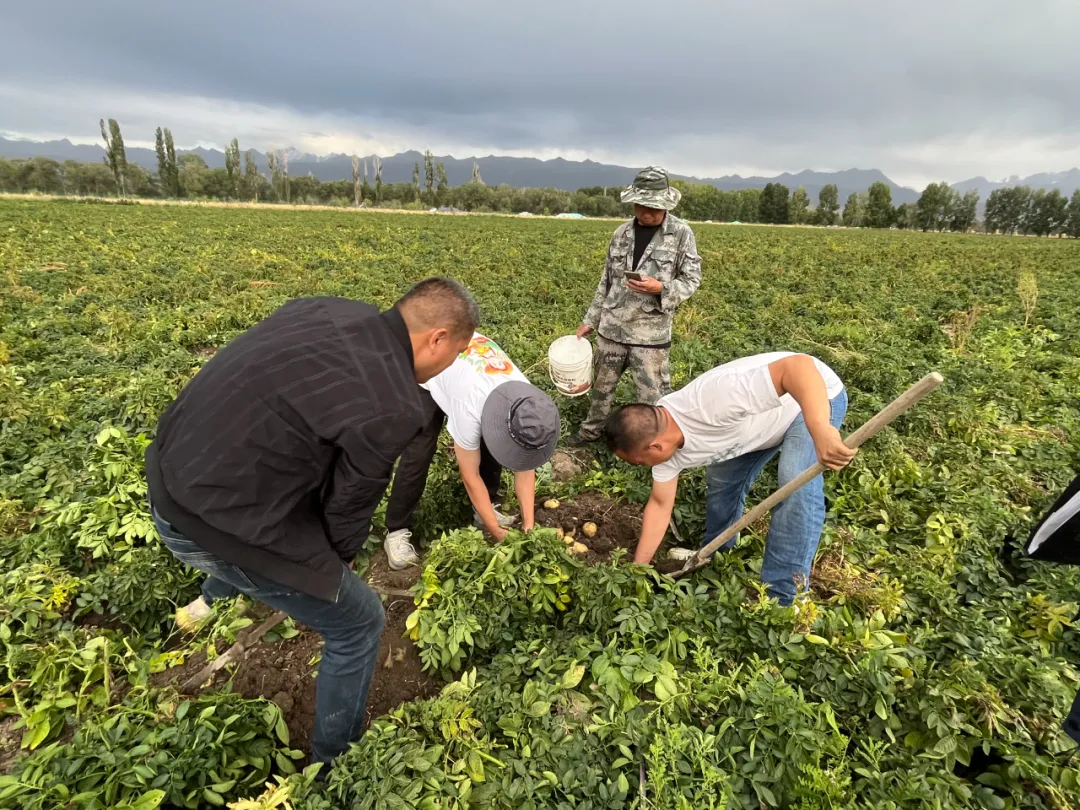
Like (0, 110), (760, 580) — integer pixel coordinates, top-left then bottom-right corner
(741, 181), (981, 232)
(3, 119), (1080, 236)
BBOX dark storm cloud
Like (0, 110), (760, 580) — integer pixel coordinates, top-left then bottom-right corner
(3, 0), (1080, 183)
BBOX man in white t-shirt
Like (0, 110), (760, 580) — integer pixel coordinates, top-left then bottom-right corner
(382, 332), (560, 568)
(605, 352), (855, 605)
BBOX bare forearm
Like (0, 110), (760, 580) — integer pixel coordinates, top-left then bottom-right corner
(770, 356), (855, 471)
(462, 473), (500, 535)
(514, 470), (536, 530)
(776, 355), (831, 437)
(634, 495), (674, 564)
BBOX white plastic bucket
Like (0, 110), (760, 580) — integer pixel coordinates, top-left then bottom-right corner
(548, 335), (593, 397)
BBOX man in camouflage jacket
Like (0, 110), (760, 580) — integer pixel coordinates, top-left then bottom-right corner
(571, 167), (702, 443)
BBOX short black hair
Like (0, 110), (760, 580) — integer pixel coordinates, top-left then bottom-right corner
(395, 277), (480, 339)
(605, 404), (662, 454)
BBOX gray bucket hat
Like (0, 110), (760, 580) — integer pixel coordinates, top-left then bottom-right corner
(620, 166), (682, 210)
(481, 381), (560, 471)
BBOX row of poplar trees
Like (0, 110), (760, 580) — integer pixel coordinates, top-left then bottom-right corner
(97, 117), (401, 205)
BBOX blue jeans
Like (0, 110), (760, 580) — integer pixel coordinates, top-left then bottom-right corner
(703, 389), (848, 606)
(151, 508), (386, 765)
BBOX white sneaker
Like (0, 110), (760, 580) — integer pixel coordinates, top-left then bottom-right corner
(473, 505), (517, 530)
(668, 547), (697, 561)
(384, 529), (420, 570)
(175, 596), (212, 632)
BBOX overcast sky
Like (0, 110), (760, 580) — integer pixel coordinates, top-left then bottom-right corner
(3, 0), (1078, 188)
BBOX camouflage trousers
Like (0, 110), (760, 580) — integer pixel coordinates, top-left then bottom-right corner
(578, 335), (671, 440)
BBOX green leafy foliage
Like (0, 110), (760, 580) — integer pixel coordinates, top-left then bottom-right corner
(409, 528), (578, 670)
(6, 632), (122, 751)
(0, 691), (302, 809)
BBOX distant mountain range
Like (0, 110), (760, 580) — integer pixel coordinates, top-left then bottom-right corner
(4, 136), (1079, 207)
(949, 169), (1080, 205)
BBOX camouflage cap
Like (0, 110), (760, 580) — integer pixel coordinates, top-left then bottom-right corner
(620, 166), (682, 211)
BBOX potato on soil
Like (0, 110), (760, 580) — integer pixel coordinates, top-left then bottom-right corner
(582, 522), (597, 538)
(543, 499), (560, 509)
(571, 542), (588, 555)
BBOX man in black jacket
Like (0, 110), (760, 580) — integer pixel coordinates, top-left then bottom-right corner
(145, 277), (478, 766)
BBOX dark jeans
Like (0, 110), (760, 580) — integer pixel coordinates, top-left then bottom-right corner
(151, 507), (385, 765)
(385, 389), (502, 533)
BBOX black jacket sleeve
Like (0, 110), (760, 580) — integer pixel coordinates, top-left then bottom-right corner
(321, 415), (417, 560)
(322, 455), (390, 561)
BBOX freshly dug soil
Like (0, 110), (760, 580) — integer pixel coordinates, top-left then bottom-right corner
(0, 716), (21, 775)
(535, 491), (773, 576)
(152, 559), (440, 759)
(365, 547), (423, 592)
(535, 491), (646, 564)
(366, 595), (441, 728)
(653, 559), (688, 575)
(74, 610), (129, 631)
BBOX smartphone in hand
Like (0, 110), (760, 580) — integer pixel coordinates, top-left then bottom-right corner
(625, 271), (643, 282)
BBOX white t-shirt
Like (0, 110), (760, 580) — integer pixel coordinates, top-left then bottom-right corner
(652, 352), (844, 483)
(421, 332), (528, 450)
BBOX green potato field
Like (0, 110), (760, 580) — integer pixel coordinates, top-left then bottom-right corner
(1, 197), (1079, 809)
